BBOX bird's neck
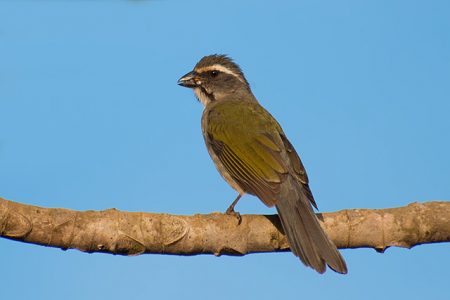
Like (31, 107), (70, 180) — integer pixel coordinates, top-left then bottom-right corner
(195, 87), (258, 107)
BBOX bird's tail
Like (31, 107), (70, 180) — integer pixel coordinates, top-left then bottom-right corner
(275, 176), (347, 274)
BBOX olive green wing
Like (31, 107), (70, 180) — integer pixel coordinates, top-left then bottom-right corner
(205, 100), (317, 209)
(205, 101), (289, 207)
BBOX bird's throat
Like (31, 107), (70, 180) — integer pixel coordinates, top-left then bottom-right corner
(194, 87), (215, 106)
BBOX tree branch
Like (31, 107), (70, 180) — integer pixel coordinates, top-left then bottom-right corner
(1, 197), (449, 256)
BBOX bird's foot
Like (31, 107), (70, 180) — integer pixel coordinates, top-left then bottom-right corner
(225, 206), (242, 225)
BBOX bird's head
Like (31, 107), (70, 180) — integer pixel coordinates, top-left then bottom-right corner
(178, 54), (253, 106)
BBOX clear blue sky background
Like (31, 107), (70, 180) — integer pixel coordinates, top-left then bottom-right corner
(1, 1), (449, 299)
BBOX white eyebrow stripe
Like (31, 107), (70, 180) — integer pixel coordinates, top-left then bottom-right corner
(195, 64), (245, 84)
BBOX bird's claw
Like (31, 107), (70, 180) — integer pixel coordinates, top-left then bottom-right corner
(225, 207), (242, 225)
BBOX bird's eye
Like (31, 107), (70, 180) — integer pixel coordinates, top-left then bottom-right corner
(210, 70), (219, 78)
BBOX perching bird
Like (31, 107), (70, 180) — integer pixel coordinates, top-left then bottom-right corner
(178, 54), (347, 274)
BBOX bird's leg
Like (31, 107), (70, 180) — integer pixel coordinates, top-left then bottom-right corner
(225, 193), (243, 224)
(226, 193), (242, 214)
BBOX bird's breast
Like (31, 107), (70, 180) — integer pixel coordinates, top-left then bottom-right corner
(201, 106), (245, 195)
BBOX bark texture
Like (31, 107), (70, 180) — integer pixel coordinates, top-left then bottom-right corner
(1, 197), (449, 256)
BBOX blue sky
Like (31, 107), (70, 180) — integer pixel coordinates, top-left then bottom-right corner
(1, 1), (449, 299)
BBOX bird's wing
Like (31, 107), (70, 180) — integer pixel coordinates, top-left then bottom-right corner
(205, 100), (296, 207)
(278, 133), (317, 209)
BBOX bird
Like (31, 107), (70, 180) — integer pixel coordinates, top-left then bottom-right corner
(177, 54), (347, 274)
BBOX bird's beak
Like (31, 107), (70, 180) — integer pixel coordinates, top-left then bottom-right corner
(177, 71), (197, 88)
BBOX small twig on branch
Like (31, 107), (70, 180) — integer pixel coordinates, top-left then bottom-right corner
(1, 197), (449, 256)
